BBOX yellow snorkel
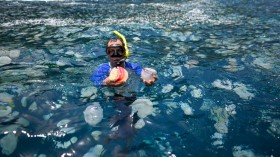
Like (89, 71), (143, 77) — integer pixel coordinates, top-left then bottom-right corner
(113, 30), (131, 57)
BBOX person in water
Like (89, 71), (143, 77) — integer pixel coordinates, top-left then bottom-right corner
(91, 34), (156, 147)
(90, 37), (157, 87)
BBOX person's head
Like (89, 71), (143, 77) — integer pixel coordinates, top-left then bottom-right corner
(106, 38), (126, 66)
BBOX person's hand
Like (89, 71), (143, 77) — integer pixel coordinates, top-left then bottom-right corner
(143, 75), (158, 86)
(103, 77), (126, 86)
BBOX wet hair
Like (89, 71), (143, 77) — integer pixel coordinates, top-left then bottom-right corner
(106, 38), (126, 54)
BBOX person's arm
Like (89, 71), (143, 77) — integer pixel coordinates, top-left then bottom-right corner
(125, 62), (157, 86)
(90, 64), (110, 86)
(91, 63), (126, 87)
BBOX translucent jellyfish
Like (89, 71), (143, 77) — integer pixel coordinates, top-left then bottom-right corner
(165, 102), (178, 115)
(200, 99), (215, 111)
(131, 98), (153, 118)
(233, 83), (254, 100)
(91, 131), (102, 141)
(141, 68), (157, 82)
(70, 137), (78, 144)
(171, 66), (183, 79)
(80, 86), (98, 99)
(225, 104), (237, 115)
(0, 106), (12, 118)
(161, 84), (174, 93)
(57, 119), (71, 127)
(0, 133), (18, 155)
(223, 58), (244, 72)
(56, 58), (71, 67)
(214, 122), (228, 134)
(56, 141), (71, 149)
(212, 79), (233, 90)
(0, 56), (12, 66)
(211, 107), (230, 134)
(17, 117), (30, 127)
(8, 49), (20, 58)
(212, 79), (254, 100)
(252, 57), (272, 70)
(180, 85), (187, 92)
(60, 127), (76, 134)
(211, 132), (223, 139)
(28, 102), (38, 112)
(180, 102), (193, 116)
(267, 119), (280, 138)
(83, 144), (105, 157)
(21, 97), (27, 107)
(190, 86), (203, 98)
(0, 92), (14, 103)
(135, 119), (145, 129)
(133, 37), (141, 41)
(232, 146), (255, 157)
(83, 103), (103, 126)
(54, 136), (77, 149)
(184, 59), (199, 69)
(212, 140), (223, 146)
(65, 50), (75, 56)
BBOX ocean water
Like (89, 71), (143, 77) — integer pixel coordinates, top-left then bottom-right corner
(0, 0), (280, 156)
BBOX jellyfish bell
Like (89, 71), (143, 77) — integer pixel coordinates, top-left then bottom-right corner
(141, 68), (157, 82)
(108, 67), (128, 83)
(83, 103), (103, 126)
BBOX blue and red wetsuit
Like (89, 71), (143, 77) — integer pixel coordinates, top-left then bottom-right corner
(91, 62), (142, 86)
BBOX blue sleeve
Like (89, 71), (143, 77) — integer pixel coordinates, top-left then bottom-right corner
(125, 62), (143, 76)
(90, 63), (110, 86)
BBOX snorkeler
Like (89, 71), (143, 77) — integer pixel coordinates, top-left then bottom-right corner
(90, 31), (158, 87)
(90, 32), (157, 151)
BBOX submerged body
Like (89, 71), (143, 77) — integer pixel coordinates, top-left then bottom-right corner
(108, 102), (138, 140)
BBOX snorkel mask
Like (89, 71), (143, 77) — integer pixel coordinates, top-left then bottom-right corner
(107, 45), (125, 58)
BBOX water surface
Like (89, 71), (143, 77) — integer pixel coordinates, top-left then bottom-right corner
(0, 0), (279, 156)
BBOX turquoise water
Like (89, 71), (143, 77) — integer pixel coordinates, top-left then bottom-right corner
(0, 0), (280, 156)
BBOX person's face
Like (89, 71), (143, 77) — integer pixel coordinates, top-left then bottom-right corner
(106, 39), (125, 61)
